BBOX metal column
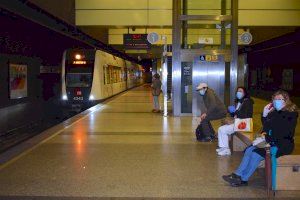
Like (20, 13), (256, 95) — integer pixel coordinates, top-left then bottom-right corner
(172, 0), (181, 116)
(230, 0), (238, 104)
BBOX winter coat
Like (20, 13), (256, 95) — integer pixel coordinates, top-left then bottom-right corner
(254, 110), (298, 158)
(235, 97), (254, 119)
(151, 78), (162, 96)
(202, 88), (226, 118)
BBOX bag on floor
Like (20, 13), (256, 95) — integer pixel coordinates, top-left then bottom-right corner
(195, 123), (205, 141)
(233, 118), (253, 132)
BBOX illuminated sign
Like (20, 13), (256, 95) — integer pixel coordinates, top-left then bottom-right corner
(73, 60), (87, 65)
(124, 34), (151, 50)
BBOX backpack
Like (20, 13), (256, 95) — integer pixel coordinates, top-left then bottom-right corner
(195, 123), (205, 141)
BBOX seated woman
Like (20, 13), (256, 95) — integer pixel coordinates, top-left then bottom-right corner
(222, 90), (298, 187)
(217, 87), (253, 156)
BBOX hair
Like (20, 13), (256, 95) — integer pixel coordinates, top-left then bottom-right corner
(235, 86), (249, 103)
(272, 90), (298, 112)
(153, 73), (160, 79)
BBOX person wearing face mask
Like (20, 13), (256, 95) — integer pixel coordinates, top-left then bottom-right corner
(222, 90), (298, 187)
(217, 87), (254, 156)
(196, 83), (227, 142)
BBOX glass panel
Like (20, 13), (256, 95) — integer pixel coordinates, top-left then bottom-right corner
(66, 73), (92, 87)
(180, 0), (232, 49)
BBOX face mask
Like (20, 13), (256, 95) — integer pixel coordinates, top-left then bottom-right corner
(273, 99), (285, 111)
(236, 92), (244, 100)
(199, 89), (206, 96)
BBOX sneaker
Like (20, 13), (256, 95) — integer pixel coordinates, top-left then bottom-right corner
(217, 148), (231, 156)
(222, 173), (241, 184)
(231, 180), (248, 187)
(216, 147), (225, 153)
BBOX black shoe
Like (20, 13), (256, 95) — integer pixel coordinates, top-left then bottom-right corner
(231, 180), (248, 187)
(222, 173), (241, 184)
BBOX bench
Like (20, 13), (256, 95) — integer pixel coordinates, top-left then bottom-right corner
(265, 152), (300, 194)
(229, 131), (255, 152)
(229, 132), (300, 195)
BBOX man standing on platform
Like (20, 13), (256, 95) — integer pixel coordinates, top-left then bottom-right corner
(196, 83), (226, 142)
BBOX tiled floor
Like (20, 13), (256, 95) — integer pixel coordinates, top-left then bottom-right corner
(0, 85), (299, 199)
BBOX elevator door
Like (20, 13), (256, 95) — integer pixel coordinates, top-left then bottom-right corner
(192, 56), (225, 116)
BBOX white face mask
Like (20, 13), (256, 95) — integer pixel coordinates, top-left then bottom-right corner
(199, 89), (206, 96)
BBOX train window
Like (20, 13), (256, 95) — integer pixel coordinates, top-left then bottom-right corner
(66, 73), (92, 87)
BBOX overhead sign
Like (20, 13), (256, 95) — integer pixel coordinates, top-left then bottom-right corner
(124, 34), (150, 49)
(147, 32), (159, 44)
(199, 37), (214, 44)
(199, 55), (219, 62)
(240, 32), (253, 45)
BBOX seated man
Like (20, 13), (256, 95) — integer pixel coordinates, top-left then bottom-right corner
(196, 83), (227, 142)
(222, 90), (298, 187)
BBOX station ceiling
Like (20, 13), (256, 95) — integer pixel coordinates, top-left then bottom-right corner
(27, 0), (300, 60)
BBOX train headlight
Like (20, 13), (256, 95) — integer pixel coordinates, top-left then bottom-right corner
(75, 54), (82, 60)
(89, 95), (95, 100)
(62, 95), (68, 100)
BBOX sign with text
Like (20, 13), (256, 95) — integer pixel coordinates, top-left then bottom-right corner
(124, 34), (150, 49)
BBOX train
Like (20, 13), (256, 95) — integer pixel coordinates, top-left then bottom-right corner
(61, 49), (144, 105)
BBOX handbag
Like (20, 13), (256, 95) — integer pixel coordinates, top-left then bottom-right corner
(233, 118), (253, 132)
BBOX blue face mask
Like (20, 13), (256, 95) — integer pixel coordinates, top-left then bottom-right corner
(236, 91), (244, 100)
(273, 99), (285, 111)
(199, 89), (206, 96)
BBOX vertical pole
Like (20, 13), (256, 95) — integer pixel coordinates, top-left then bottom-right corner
(265, 144), (272, 197)
(230, 0), (238, 104)
(220, 0), (226, 49)
(182, 0), (188, 49)
(172, 0), (181, 116)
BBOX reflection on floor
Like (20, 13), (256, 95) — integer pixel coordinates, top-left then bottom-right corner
(0, 85), (299, 199)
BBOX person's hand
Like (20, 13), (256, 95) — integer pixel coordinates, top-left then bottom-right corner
(228, 105), (235, 113)
(200, 113), (207, 120)
(263, 103), (274, 117)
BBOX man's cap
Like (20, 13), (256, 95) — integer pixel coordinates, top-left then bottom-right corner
(196, 83), (208, 90)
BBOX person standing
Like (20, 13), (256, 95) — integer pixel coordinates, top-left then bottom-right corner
(151, 73), (162, 113)
(196, 83), (227, 141)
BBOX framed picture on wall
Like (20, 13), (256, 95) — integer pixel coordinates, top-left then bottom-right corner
(9, 63), (28, 99)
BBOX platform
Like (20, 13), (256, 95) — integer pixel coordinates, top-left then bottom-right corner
(0, 85), (299, 199)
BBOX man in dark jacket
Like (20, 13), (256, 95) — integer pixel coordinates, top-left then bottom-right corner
(196, 83), (226, 141)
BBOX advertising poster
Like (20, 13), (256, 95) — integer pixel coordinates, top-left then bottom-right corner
(9, 63), (28, 99)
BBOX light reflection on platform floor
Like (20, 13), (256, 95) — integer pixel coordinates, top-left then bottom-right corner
(0, 85), (299, 199)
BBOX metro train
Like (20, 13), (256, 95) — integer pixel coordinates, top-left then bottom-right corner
(61, 49), (144, 105)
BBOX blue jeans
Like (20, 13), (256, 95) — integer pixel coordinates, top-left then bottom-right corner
(235, 146), (264, 181)
(153, 96), (160, 110)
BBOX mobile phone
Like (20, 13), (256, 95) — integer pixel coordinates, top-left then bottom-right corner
(268, 103), (273, 109)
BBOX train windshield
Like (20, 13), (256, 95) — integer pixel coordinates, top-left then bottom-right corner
(66, 73), (92, 87)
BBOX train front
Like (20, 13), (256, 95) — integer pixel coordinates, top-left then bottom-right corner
(62, 49), (95, 106)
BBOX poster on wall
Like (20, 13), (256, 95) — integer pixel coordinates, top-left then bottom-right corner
(9, 63), (28, 99)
